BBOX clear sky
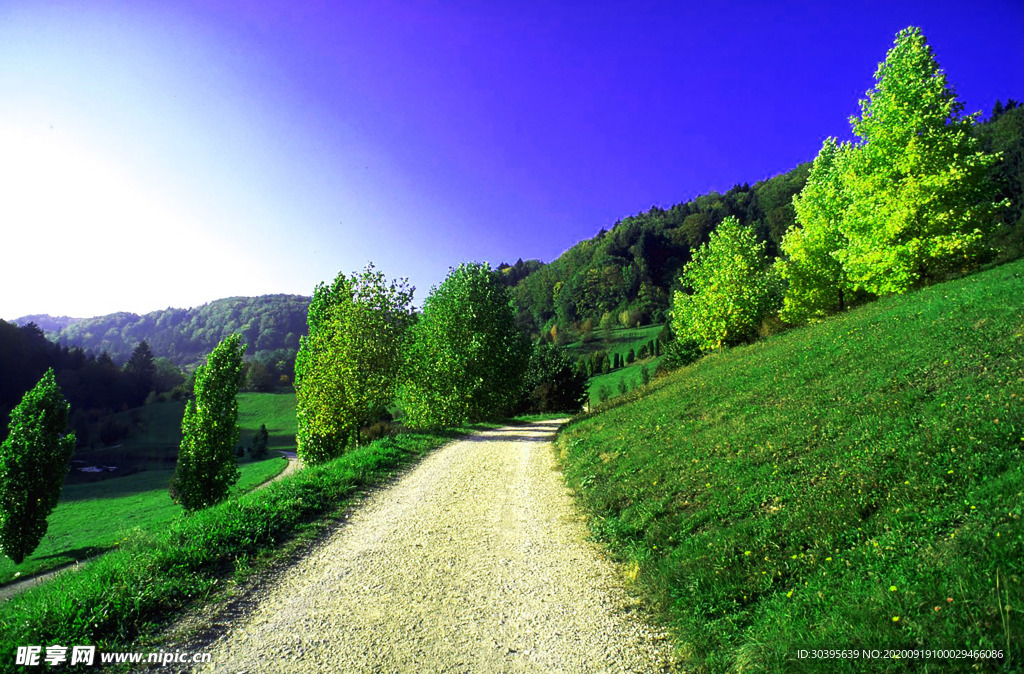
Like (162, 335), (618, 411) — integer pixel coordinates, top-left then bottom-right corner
(2, 0), (1022, 320)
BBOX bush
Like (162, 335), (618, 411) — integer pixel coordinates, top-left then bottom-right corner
(517, 343), (589, 414)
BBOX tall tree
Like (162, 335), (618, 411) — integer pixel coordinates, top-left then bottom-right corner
(402, 263), (530, 427)
(839, 26), (1002, 294)
(169, 335), (245, 511)
(124, 339), (156, 404)
(294, 264), (414, 464)
(673, 216), (779, 350)
(778, 137), (862, 323)
(0, 369), (76, 564)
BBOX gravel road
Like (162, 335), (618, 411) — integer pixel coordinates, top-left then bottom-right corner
(193, 419), (678, 672)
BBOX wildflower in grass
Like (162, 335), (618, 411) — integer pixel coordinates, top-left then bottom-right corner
(892, 616), (900, 622)
(890, 585), (898, 592)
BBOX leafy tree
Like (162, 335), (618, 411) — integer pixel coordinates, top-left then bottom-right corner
(673, 216), (779, 350)
(0, 369), (76, 564)
(839, 26), (1002, 294)
(169, 335), (245, 511)
(295, 264), (414, 463)
(402, 263), (530, 427)
(779, 137), (862, 323)
(517, 343), (588, 414)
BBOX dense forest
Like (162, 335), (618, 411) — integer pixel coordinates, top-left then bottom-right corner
(0, 321), (179, 439)
(508, 100), (1024, 341)
(15, 294), (310, 378)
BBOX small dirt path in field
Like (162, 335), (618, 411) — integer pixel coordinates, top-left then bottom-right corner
(189, 419), (677, 672)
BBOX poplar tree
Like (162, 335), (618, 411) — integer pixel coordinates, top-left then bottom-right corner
(170, 335), (245, 511)
(0, 369), (76, 564)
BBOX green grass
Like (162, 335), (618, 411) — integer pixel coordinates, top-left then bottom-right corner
(77, 392), (298, 467)
(557, 259), (1024, 672)
(586, 356), (663, 406)
(0, 425), (482, 671)
(236, 392), (298, 452)
(0, 457), (287, 585)
(0, 393), (297, 585)
(564, 323), (664, 360)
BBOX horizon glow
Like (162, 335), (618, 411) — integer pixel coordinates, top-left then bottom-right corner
(2, 1), (1022, 320)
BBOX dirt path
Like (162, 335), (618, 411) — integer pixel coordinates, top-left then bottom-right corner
(190, 419), (677, 672)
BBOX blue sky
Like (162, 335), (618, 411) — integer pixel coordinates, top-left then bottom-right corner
(2, 0), (1022, 319)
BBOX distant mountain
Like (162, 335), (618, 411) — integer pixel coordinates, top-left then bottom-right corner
(26, 294), (310, 368)
(12, 314), (82, 333)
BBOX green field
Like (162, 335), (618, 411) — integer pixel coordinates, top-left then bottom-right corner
(585, 356), (664, 406)
(0, 457), (287, 585)
(558, 259), (1024, 671)
(564, 323), (664, 361)
(0, 393), (298, 586)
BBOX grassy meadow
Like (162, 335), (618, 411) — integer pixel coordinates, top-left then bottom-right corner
(563, 323), (663, 360)
(557, 259), (1024, 671)
(0, 392), (298, 585)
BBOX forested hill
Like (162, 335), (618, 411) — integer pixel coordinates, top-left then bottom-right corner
(15, 294), (310, 369)
(509, 101), (1024, 340)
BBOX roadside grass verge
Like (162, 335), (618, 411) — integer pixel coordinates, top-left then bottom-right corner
(0, 426), (475, 669)
(0, 457), (287, 585)
(557, 259), (1024, 671)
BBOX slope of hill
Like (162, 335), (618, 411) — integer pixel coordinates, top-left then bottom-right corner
(512, 103), (1024, 341)
(19, 294), (310, 368)
(556, 258), (1024, 670)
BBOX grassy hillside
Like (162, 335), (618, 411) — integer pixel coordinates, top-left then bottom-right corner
(557, 259), (1024, 671)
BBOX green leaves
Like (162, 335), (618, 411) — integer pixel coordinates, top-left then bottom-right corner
(169, 335), (245, 511)
(0, 369), (75, 564)
(402, 262), (530, 427)
(673, 217), (780, 351)
(782, 26), (1003, 319)
(295, 264), (414, 463)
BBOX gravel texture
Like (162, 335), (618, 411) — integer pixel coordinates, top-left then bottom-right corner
(193, 419), (678, 672)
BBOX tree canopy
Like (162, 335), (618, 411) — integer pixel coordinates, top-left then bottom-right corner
(402, 263), (530, 427)
(295, 264), (414, 464)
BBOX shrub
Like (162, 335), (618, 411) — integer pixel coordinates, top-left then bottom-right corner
(518, 343), (589, 414)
